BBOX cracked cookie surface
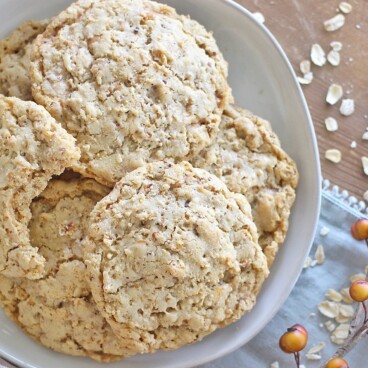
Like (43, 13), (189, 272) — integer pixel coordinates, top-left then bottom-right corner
(85, 161), (268, 353)
(0, 178), (137, 361)
(0, 96), (80, 279)
(31, 0), (232, 186)
(191, 106), (298, 266)
(0, 20), (48, 100)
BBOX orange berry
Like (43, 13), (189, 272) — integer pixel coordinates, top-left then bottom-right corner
(351, 219), (368, 240)
(279, 324), (308, 354)
(325, 357), (349, 368)
(349, 280), (368, 302)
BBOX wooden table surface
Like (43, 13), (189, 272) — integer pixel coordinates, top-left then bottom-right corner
(236, 0), (368, 202)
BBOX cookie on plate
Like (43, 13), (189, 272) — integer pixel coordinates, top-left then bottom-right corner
(0, 96), (80, 279)
(0, 178), (138, 361)
(31, 0), (232, 186)
(191, 105), (298, 266)
(0, 20), (48, 100)
(84, 161), (268, 354)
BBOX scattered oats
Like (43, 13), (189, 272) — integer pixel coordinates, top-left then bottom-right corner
(365, 115), (368, 119)
(339, 304), (355, 318)
(325, 320), (336, 332)
(332, 323), (349, 340)
(311, 259), (318, 267)
(298, 72), (314, 85)
(319, 323), (324, 328)
(304, 256), (312, 269)
(336, 314), (351, 324)
(307, 342), (326, 355)
(350, 273), (366, 282)
(300, 60), (311, 74)
(356, 24), (361, 29)
(348, 57), (354, 62)
(339, 2), (353, 14)
(311, 44), (326, 66)
(325, 117), (338, 132)
(270, 362), (280, 368)
(350, 141), (357, 149)
(252, 12), (265, 24)
(362, 157), (368, 176)
(306, 353), (322, 361)
(324, 14), (345, 31)
(362, 132), (368, 140)
(326, 84), (343, 105)
(327, 50), (341, 66)
(315, 244), (325, 264)
(331, 41), (343, 51)
(318, 301), (340, 318)
(340, 288), (354, 304)
(310, 312), (316, 317)
(326, 289), (343, 302)
(331, 336), (345, 345)
(340, 99), (355, 116)
(320, 226), (331, 236)
(325, 149), (342, 163)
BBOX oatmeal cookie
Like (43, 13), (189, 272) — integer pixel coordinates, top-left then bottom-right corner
(85, 161), (268, 353)
(191, 105), (298, 265)
(0, 20), (48, 100)
(0, 178), (136, 361)
(0, 96), (80, 279)
(31, 0), (232, 186)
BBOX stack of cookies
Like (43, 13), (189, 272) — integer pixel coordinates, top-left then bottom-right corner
(0, 0), (298, 362)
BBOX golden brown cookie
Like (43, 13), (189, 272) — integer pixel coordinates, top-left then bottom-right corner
(84, 161), (268, 354)
(31, 0), (232, 186)
(0, 178), (137, 361)
(0, 20), (48, 100)
(0, 96), (80, 279)
(191, 106), (298, 265)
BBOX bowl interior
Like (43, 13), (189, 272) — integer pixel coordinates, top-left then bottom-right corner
(0, 1), (321, 367)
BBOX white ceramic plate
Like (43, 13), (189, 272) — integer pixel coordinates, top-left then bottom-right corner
(0, 0), (321, 367)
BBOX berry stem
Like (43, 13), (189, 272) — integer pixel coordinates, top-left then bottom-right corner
(294, 351), (300, 367)
(363, 302), (368, 324)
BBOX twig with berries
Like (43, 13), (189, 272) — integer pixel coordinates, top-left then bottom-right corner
(278, 218), (368, 368)
(320, 280), (368, 367)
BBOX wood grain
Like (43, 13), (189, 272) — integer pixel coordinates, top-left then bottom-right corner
(236, 0), (368, 202)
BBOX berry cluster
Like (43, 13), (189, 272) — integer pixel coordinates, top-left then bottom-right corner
(278, 218), (368, 367)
